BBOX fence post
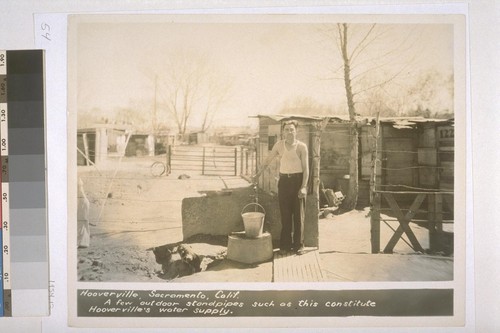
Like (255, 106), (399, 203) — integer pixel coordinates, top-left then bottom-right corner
(435, 193), (444, 252)
(370, 192), (381, 253)
(435, 193), (443, 232)
(251, 149), (255, 176)
(428, 192), (436, 252)
(167, 145), (172, 175)
(240, 147), (244, 176)
(202, 147), (206, 175)
(429, 192), (444, 253)
(234, 147), (237, 176)
(245, 149), (249, 176)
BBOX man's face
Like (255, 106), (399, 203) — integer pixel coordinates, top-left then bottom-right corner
(283, 123), (297, 141)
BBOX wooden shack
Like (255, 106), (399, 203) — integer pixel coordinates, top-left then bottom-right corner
(125, 133), (154, 157)
(256, 115), (453, 199)
(77, 125), (176, 165)
(255, 115), (454, 250)
(378, 118), (454, 193)
(77, 124), (131, 166)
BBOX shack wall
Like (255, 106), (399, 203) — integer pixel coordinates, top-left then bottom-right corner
(380, 126), (418, 191)
(319, 123), (350, 192)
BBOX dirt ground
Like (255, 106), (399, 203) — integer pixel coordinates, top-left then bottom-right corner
(318, 208), (453, 281)
(77, 156), (270, 282)
(76, 156), (453, 283)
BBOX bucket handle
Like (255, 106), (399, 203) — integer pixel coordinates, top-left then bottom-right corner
(241, 202), (266, 215)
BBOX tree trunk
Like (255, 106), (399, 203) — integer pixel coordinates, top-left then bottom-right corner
(339, 23), (359, 210)
(343, 123), (359, 210)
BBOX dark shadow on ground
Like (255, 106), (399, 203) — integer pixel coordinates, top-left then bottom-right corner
(149, 233), (274, 281)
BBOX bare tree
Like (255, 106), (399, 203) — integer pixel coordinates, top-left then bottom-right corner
(336, 23), (369, 209)
(200, 75), (232, 132)
(354, 68), (454, 119)
(328, 23), (419, 210)
(162, 54), (205, 135)
(159, 51), (231, 135)
(405, 69), (454, 117)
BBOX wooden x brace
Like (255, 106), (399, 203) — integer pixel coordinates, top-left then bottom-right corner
(383, 193), (425, 253)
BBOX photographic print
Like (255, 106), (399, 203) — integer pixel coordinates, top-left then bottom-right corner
(67, 13), (466, 328)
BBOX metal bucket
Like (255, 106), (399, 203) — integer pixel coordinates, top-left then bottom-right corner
(241, 203), (266, 238)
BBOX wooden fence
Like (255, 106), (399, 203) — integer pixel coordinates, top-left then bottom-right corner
(167, 145), (258, 178)
(169, 145), (238, 176)
(370, 190), (454, 254)
(240, 146), (256, 181)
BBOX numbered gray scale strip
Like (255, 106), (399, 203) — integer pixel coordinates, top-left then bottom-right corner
(4, 50), (49, 317)
(0, 49), (11, 317)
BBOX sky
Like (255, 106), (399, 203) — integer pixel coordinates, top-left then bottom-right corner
(74, 15), (454, 131)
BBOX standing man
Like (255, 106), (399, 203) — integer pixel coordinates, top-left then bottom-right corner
(253, 120), (309, 254)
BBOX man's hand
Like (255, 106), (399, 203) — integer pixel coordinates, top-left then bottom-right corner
(298, 187), (307, 199)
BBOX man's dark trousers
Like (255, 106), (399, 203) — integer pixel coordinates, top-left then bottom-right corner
(278, 173), (304, 251)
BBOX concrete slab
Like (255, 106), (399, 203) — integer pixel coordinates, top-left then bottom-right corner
(274, 248), (324, 282)
(319, 252), (453, 282)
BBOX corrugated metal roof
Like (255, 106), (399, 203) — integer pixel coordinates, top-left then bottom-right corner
(254, 114), (453, 128)
(380, 117), (453, 129)
(77, 123), (133, 132)
(252, 114), (330, 121)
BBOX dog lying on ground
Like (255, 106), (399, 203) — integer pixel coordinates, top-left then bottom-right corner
(151, 244), (203, 279)
(177, 244), (202, 273)
(152, 245), (173, 272)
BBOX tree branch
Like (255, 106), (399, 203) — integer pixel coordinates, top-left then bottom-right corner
(352, 61), (412, 97)
(349, 23), (377, 60)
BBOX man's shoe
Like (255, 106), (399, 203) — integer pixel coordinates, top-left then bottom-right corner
(278, 248), (290, 255)
(294, 246), (305, 255)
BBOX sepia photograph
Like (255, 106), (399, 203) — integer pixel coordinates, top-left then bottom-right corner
(67, 13), (466, 326)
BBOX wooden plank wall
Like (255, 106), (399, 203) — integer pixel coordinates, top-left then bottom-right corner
(381, 126), (418, 191)
(437, 125), (454, 191)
